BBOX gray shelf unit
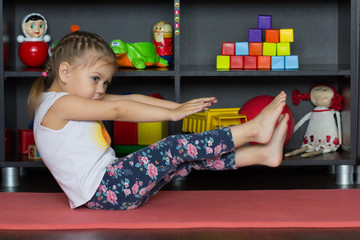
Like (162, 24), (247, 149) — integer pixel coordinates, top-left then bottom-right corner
(0, 0), (359, 186)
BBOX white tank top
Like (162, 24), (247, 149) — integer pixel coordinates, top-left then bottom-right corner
(34, 91), (118, 208)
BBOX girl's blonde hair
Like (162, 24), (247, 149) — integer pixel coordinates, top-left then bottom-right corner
(27, 31), (117, 116)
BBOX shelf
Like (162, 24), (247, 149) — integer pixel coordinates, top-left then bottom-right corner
(1, 154), (45, 167)
(282, 151), (352, 166)
(180, 65), (351, 77)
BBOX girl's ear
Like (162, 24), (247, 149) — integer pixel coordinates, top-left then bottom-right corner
(58, 62), (71, 84)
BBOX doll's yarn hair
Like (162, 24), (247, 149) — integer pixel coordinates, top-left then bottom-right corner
(292, 84), (343, 111)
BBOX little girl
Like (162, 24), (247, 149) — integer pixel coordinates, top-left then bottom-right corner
(28, 31), (289, 210)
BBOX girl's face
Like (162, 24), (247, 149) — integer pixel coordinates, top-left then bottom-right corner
(65, 59), (115, 100)
(310, 85), (334, 108)
(24, 20), (46, 38)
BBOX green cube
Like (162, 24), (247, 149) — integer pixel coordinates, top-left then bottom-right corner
(262, 42), (277, 56)
(277, 43), (291, 56)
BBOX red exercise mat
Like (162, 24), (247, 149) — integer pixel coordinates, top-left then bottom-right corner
(1, 190), (360, 230)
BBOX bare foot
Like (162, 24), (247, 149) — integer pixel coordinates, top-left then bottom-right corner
(247, 91), (287, 144)
(261, 113), (289, 167)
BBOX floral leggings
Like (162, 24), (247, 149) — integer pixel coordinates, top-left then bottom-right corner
(86, 127), (236, 210)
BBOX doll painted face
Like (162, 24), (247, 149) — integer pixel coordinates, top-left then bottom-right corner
(153, 21), (172, 42)
(310, 85), (334, 108)
(21, 14), (48, 39)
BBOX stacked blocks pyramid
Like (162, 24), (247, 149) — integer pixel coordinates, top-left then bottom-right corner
(216, 15), (298, 70)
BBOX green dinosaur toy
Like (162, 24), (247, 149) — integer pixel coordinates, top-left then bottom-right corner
(110, 39), (168, 69)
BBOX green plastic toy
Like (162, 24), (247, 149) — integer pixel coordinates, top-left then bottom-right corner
(110, 40), (168, 69)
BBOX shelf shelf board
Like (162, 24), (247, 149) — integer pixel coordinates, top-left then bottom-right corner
(1, 154), (45, 167)
(4, 66), (176, 78)
(180, 64), (351, 77)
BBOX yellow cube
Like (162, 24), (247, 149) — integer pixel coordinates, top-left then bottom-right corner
(280, 29), (294, 43)
(216, 55), (230, 69)
(138, 122), (168, 145)
(277, 43), (291, 56)
(263, 42), (277, 56)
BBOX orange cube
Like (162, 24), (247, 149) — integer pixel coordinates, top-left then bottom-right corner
(265, 29), (280, 43)
(257, 56), (271, 70)
(249, 42), (263, 56)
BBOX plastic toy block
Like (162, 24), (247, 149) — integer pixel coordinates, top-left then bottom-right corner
(138, 121), (168, 145)
(280, 29), (294, 43)
(257, 56), (271, 70)
(230, 55), (244, 69)
(248, 28), (262, 42)
(28, 145), (41, 160)
(222, 42), (235, 56)
(18, 129), (35, 154)
(277, 42), (291, 56)
(271, 56), (285, 70)
(262, 42), (277, 56)
(216, 55), (230, 69)
(113, 121), (138, 145)
(244, 55), (257, 70)
(285, 55), (299, 70)
(265, 29), (279, 43)
(257, 15), (272, 29)
(113, 145), (147, 157)
(235, 42), (249, 56)
(249, 42), (263, 56)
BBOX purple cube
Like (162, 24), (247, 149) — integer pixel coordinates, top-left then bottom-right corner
(258, 15), (272, 29)
(248, 28), (262, 42)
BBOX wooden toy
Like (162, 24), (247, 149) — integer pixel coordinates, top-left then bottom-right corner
(28, 145), (41, 160)
(230, 55), (244, 69)
(235, 42), (249, 56)
(280, 29), (294, 43)
(138, 122), (168, 145)
(257, 56), (271, 70)
(248, 28), (262, 42)
(271, 56), (285, 70)
(110, 39), (168, 69)
(113, 121), (138, 145)
(244, 55), (257, 70)
(257, 15), (272, 29)
(262, 42), (277, 56)
(222, 42), (235, 55)
(277, 42), (291, 56)
(265, 29), (279, 43)
(153, 21), (173, 63)
(113, 145), (147, 157)
(18, 129), (35, 154)
(249, 42), (263, 56)
(216, 55), (230, 68)
(182, 108), (247, 133)
(285, 55), (299, 69)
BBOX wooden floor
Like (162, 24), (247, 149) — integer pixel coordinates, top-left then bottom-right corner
(1, 166), (360, 240)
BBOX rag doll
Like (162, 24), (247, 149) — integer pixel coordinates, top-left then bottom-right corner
(284, 84), (342, 158)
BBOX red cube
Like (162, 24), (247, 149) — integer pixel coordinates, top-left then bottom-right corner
(113, 121), (138, 145)
(249, 42), (263, 56)
(18, 129), (35, 154)
(222, 42), (235, 56)
(257, 56), (271, 70)
(244, 56), (258, 70)
(230, 56), (244, 69)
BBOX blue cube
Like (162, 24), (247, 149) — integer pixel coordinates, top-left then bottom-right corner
(271, 56), (285, 70)
(258, 15), (272, 29)
(235, 42), (249, 56)
(285, 55), (299, 70)
(248, 28), (262, 42)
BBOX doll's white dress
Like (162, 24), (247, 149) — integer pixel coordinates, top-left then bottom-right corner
(294, 107), (341, 153)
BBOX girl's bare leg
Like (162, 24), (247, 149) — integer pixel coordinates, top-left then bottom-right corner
(234, 113), (289, 168)
(230, 91), (287, 148)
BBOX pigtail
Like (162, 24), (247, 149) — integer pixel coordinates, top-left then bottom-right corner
(292, 89), (310, 105)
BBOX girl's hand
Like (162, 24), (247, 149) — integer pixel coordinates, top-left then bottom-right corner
(170, 97), (218, 121)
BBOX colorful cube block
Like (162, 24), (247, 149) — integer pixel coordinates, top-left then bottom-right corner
(277, 42), (291, 56)
(263, 42), (277, 56)
(28, 145), (41, 160)
(230, 55), (244, 69)
(248, 28), (262, 42)
(222, 42), (235, 55)
(285, 55), (299, 70)
(216, 55), (230, 69)
(244, 56), (257, 70)
(235, 42), (249, 55)
(265, 29), (279, 43)
(257, 15), (272, 29)
(18, 129), (35, 154)
(113, 121), (138, 145)
(280, 29), (294, 43)
(271, 56), (285, 70)
(249, 42), (263, 56)
(138, 121), (168, 145)
(257, 56), (271, 70)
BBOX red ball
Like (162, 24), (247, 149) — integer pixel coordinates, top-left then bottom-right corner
(239, 95), (294, 146)
(19, 41), (48, 67)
